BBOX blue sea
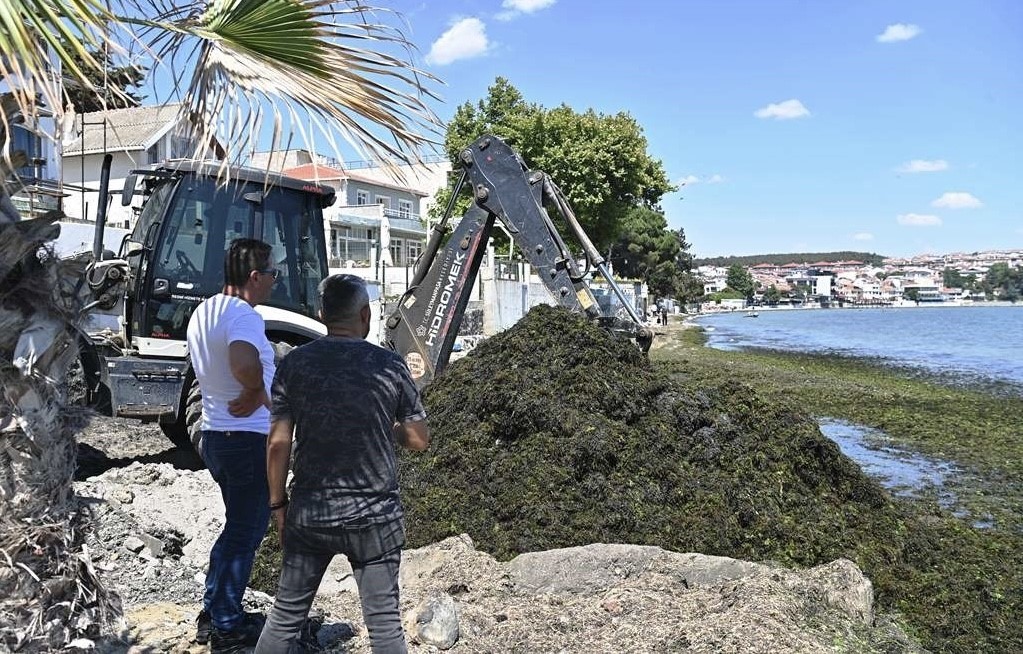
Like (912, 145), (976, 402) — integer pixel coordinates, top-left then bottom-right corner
(696, 305), (1023, 391)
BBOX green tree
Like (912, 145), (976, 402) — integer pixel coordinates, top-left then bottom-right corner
(606, 209), (697, 302)
(675, 270), (706, 305)
(63, 47), (147, 113)
(904, 288), (920, 302)
(763, 284), (781, 305)
(983, 262), (1023, 301)
(438, 77), (675, 249)
(942, 267), (961, 288)
(726, 264), (755, 299)
(1, 1), (440, 648)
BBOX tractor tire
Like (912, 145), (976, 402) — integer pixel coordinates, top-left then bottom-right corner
(184, 377), (204, 456)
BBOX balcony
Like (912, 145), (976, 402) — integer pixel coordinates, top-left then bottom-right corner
(331, 205), (427, 236)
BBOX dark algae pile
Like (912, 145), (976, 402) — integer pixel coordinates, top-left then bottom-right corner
(399, 305), (1022, 653)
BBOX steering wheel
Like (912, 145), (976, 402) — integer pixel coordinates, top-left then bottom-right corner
(175, 250), (200, 277)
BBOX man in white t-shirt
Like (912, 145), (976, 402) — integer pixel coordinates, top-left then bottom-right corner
(186, 238), (278, 652)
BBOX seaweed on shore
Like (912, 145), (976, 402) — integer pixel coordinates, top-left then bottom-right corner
(400, 305), (902, 567)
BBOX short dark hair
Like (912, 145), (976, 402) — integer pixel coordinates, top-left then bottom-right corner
(224, 238), (272, 287)
(319, 274), (370, 324)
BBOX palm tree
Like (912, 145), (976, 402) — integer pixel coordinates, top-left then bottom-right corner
(1, 1), (440, 648)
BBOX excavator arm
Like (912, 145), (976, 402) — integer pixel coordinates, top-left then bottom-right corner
(383, 134), (653, 385)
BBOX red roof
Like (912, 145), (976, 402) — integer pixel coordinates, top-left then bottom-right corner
(282, 163), (347, 180)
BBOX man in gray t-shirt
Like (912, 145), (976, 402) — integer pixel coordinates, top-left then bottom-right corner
(256, 275), (429, 654)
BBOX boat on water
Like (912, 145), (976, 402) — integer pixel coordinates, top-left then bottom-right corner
(745, 311), (759, 318)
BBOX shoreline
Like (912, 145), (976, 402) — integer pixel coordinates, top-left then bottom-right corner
(692, 300), (1020, 316)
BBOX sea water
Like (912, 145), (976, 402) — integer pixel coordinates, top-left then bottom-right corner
(696, 305), (1023, 389)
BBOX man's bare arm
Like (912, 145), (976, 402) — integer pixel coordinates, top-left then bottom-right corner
(228, 341), (269, 416)
(267, 417), (293, 503)
(395, 420), (430, 452)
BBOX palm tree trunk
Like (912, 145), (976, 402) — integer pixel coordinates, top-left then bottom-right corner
(0, 212), (118, 650)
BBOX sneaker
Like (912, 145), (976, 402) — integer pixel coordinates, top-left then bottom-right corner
(210, 612), (265, 654)
(194, 609), (211, 645)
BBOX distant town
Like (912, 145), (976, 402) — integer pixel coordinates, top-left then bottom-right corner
(695, 249), (1023, 309)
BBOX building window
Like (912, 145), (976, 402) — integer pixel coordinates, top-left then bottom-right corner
(398, 199), (412, 219)
(9, 125), (41, 177)
(356, 190), (369, 205)
(147, 143), (160, 164)
(390, 239), (402, 266)
(170, 134), (191, 159)
(406, 240), (423, 264)
(375, 195), (391, 209)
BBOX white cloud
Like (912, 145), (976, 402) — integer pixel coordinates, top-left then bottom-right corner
(677, 174), (725, 186)
(877, 23), (922, 43)
(853, 232), (874, 241)
(425, 18), (490, 65)
(897, 159), (948, 173)
(931, 192), (983, 209)
(754, 99), (810, 120)
(897, 213), (942, 227)
(497, 0), (556, 19)
(502, 0), (556, 12)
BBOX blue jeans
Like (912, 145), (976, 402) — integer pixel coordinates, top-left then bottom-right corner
(201, 430), (271, 631)
(255, 516), (406, 654)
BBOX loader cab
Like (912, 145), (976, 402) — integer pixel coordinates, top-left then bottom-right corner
(124, 162), (334, 350)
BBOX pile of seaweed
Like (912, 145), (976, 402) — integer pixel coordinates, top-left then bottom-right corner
(399, 305), (904, 569)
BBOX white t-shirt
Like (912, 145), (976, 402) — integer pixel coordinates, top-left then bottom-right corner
(186, 293), (275, 434)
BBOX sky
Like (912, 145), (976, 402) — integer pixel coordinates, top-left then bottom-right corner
(365, 0), (1021, 259)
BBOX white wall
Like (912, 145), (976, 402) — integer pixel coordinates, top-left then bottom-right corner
(62, 151), (143, 226)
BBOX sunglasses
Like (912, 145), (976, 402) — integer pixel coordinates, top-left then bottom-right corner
(256, 268), (281, 280)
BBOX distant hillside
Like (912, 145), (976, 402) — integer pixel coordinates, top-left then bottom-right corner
(693, 251), (886, 268)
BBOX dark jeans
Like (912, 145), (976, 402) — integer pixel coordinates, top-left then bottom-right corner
(255, 516), (406, 654)
(201, 430), (271, 631)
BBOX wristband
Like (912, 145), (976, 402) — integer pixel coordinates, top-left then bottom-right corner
(269, 496), (289, 511)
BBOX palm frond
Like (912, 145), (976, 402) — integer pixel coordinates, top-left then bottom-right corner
(171, 0), (443, 168)
(2, 0), (442, 176)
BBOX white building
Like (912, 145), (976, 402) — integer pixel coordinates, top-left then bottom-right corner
(61, 104), (222, 227)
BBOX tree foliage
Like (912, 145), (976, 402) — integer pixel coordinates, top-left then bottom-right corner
(725, 264), (756, 299)
(438, 77), (676, 249)
(63, 48), (147, 114)
(982, 263), (1023, 301)
(609, 207), (694, 297)
(695, 251), (885, 268)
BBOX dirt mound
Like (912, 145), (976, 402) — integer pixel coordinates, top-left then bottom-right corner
(400, 305), (903, 566)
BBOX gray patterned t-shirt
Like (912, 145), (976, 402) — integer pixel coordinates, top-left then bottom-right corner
(270, 336), (426, 526)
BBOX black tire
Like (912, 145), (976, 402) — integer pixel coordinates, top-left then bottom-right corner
(184, 377), (204, 455)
